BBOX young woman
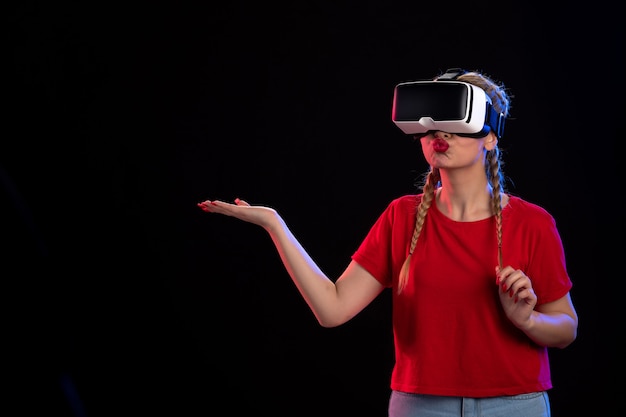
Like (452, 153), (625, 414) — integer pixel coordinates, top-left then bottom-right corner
(197, 68), (578, 417)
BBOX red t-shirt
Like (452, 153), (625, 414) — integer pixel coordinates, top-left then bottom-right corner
(352, 194), (572, 397)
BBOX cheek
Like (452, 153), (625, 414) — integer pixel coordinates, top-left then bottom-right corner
(459, 139), (485, 153)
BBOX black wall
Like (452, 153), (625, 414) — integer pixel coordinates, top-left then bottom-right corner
(6, 1), (624, 416)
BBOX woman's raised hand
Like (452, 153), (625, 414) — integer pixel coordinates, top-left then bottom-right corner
(197, 198), (279, 229)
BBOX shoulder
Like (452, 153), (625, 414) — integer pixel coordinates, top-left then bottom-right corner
(387, 194), (420, 213)
(391, 194), (421, 206)
(369, 194), (420, 227)
(505, 195), (558, 227)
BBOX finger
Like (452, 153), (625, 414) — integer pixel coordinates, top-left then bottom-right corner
(197, 200), (220, 212)
(234, 198), (250, 206)
(197, 201), (211, 210)
(495, 265), (514, 284)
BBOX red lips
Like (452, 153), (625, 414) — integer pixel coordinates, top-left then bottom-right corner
(432, 138), (449, 152)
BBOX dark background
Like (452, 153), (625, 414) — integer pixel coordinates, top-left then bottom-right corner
(6, 1), (624, 416)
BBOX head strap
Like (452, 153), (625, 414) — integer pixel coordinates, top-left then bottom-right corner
(434, 68), (467, 81)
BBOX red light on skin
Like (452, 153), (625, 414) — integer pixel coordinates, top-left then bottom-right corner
(433, 138), (449, 152)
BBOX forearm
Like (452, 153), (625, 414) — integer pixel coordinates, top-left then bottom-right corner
(264, 214), (343, 326)
(521, 310), (578, 349)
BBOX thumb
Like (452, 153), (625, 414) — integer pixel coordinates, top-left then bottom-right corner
(234, 198), (250, 206)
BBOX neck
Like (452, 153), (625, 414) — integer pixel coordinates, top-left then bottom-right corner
(436, 171), (494, 222)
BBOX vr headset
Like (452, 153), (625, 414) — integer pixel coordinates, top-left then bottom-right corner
(391, 68), (505, 138)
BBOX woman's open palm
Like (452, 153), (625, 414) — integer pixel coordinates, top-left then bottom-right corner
(197, 198), (278, 229)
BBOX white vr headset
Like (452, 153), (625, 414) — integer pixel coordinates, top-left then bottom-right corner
(391, 68), (506, 138)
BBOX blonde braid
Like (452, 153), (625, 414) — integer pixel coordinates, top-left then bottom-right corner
(398, 168), (440, 293)
(487, 148), (505, 268)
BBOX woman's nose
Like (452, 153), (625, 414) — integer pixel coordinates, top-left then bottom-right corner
(434, 131), (451, 139)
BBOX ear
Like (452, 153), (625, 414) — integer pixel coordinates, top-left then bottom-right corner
(484, 132), (498, 151)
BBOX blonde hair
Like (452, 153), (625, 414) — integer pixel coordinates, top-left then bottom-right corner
(397, 70), (511, 294)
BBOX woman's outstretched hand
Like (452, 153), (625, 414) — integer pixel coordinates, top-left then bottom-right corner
(197, 198), (278, 229)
